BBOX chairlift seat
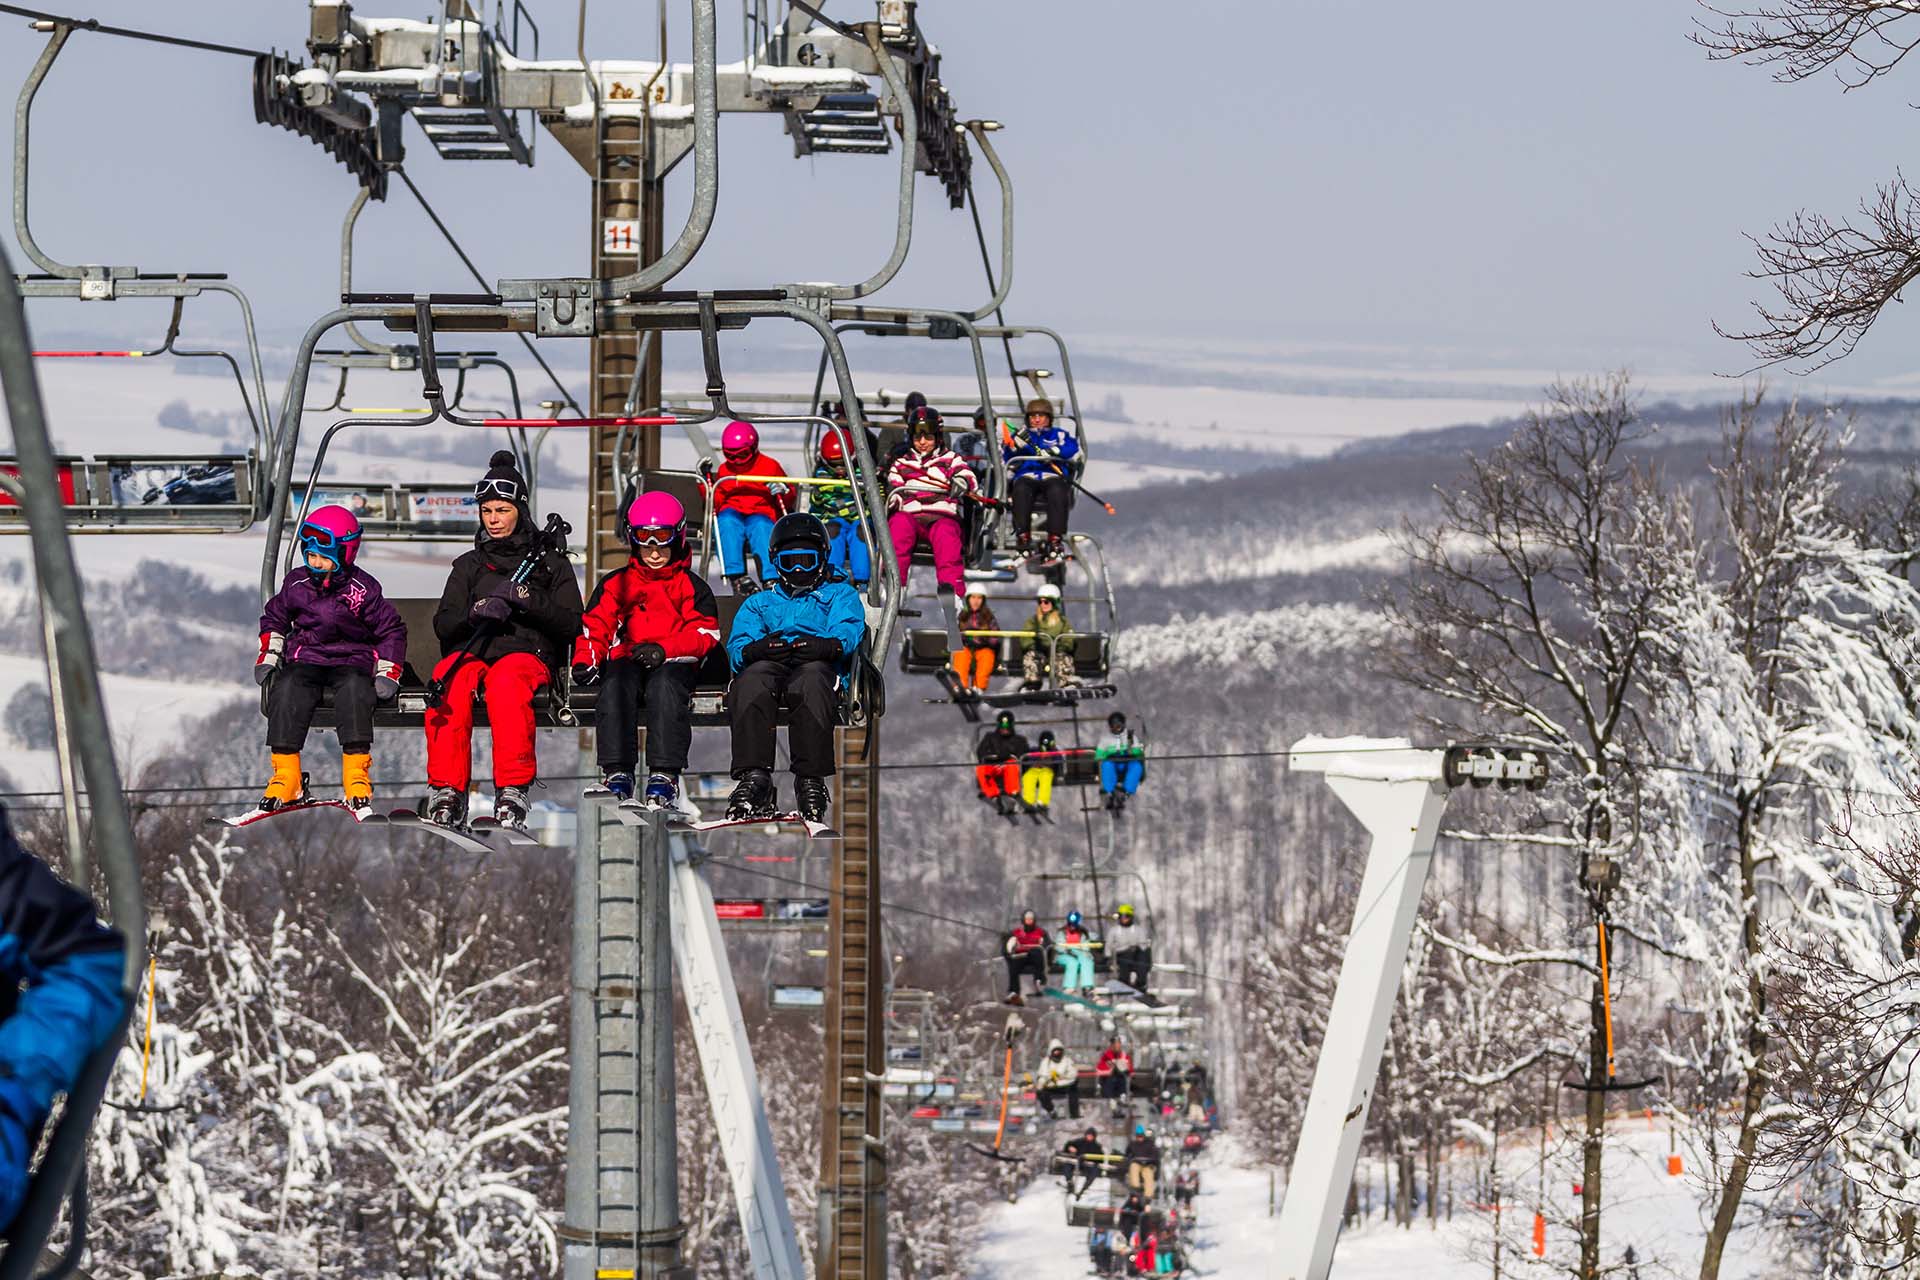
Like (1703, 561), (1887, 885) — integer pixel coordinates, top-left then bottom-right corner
(295, 591), (878, 731)
(0, 453), (256, 532)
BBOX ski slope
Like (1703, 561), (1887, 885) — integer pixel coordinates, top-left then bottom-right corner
(974, 1126), (1784, 1279)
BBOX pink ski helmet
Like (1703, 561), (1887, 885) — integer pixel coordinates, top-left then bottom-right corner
(625, 489), (687, 555)
(298, 504), (362, 579)
(720, 420), (760, 463)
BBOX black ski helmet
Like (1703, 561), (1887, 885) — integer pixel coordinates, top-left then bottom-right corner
(1037, 730), (1057, 751)
(996, 710), (1017, 734)
(903, 389), (928, 420)
(768, 512), (831, 592)
(1107, 712), (1127, 733)
(907, 404), (944, 446)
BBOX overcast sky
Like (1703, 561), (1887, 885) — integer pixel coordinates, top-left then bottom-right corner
(5, 0), (1920, 385)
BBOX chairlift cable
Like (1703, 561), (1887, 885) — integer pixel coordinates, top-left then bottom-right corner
(0, 2), (269, 58)
(393, 167), (585, 417)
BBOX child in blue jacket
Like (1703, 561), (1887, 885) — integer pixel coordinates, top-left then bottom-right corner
(0, 806), (128, 1230)
(725, 512), (867, 823)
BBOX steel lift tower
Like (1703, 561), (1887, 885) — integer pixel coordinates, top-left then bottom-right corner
(270, 4), (977, 1277)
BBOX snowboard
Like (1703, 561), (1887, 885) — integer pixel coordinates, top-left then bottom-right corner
(386, 808), (498, 854)
(209, 800), (387, 828)
(1043, 986), (1115, 1013)
(668, 812), (839, 840)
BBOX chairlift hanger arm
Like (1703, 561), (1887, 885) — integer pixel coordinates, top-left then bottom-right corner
(962, 121), (1012, 321)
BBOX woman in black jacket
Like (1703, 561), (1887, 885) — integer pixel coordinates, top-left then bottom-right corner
(424, 451), (583, 826)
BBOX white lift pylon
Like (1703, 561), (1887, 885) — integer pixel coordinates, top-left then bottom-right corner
(666, 828), (808, 1280)
(1273, 736), (1543, 1280)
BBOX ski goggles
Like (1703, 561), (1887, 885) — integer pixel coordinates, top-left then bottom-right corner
(473, 476), (523, 503)
(297, 522), (360, 556)
(629, 525), (679, 548)
(773, 547), (823, 576)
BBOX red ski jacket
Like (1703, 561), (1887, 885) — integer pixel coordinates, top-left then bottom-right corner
(712, 454), (791, 521)
(573, 558), (721, 667)
(1005, 924), (1048, 956)
(1097, 1047), (1132, 1076)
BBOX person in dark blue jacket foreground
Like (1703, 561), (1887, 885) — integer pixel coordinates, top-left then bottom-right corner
(0, 806), (127, 1230)
(725, 513), (868, 824)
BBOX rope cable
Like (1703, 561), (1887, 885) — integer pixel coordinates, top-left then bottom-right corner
(0, 3), (268, 58)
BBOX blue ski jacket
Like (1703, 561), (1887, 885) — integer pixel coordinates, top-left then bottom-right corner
(0, 807), (128, 1230)
(1002, 423), (1081, 482)
(726, 579), (868, 675)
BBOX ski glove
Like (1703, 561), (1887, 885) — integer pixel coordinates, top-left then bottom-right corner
(766, 482), (791, 499)
(254, 632), (285, 685)
(373, 658), (401, 702)
(470, 594), (513, 625)
(786, 635), (843, 665)
(740, 636), (791, 666)
(632, 642), (667, 670)
(570, 662), (600, 687)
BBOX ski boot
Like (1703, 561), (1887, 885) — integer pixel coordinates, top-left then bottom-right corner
(727, 574), (761, 598)
(1044, 536), (1067, 565)
(1111, 791), (1129, 818)
(643, 772), (679, 810)
(726, 769), (777, 821)
(342, 751), (373, 817)
(1015, 532), (1034, 559)
(602, 770), (636, 802)
(428, 786), (467, 827)
(1005, 992), (1025, 1007)
(495, 785), (530, 828)
(1020, 679), (1042, 693)
(259, 753), (306, 813)
(795, 776), (831, 824)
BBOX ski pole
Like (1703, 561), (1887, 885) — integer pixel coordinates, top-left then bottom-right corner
(426, 513), (573, 708)
(1070, 477), (1117, 516)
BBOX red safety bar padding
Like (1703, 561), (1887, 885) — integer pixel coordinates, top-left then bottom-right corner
(33, 350), (143, 358)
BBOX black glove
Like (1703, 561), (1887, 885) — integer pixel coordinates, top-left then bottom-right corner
(470, 594), (512, 625)
(632, 642), (667, 670)
(741, 636), (791, 666)
(787, 635), (844, 665)
(570, 662), (600, 687)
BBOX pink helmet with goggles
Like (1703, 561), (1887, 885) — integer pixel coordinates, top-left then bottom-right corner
(720, 420), (760, 462)
(625, 490), (687, 555)
(298, 504), (363, 579)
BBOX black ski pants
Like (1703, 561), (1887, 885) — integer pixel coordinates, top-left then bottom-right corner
(1010, 475), (1070, 540)
(1116, 946), (1151, 993)
(595, 658), (699, 774)
(729, 658), (839, 778)
(1101, 1071), (1130, 1102)
(268, 662), (372, 754)
(1039, 1080), (1081, 1119)
(1005, 947), (1047, 995)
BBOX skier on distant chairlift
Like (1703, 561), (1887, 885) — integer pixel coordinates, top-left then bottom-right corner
(975, 710), (1029, 817)
(953, 588), (999, 693)
(885, 407), (980, 609)
(254, 504), (406, 815)
(809, 429), (870, 589)
(1108, 902), (1152, 998)
(1018, 583), (1078, 692)
(1003, 908), (1050, 1006)
(1062, 1125), (1105, 1198)
(1021, 728), (1060, 820)
(1035, 1037), (1082, 1120)
(704, 420), (793, 597)
(1096, 711), (1147, 814)
(1096, 1035), (1133, 1115)
(1001, 396), (1080, 564)
(570, 490), (720, 811)
(1057, 908), (1099, 996)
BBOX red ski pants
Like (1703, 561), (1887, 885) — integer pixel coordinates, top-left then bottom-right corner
(976, 760), (1020, 798)
(425, 651), (549, 790)
(890, 511), (966, 597)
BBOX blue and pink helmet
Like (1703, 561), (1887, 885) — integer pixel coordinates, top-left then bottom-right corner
(298, 505), (362, 581)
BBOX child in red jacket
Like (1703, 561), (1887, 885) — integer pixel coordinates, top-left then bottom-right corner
(706, 420), (793, 596)
(571, 491), (721, 811)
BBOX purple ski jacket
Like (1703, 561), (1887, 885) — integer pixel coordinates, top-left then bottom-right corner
(260, 567), (407, 673)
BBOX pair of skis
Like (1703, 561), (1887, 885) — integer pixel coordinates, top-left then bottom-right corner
(209, 801), (544, 855)
(582, 787), (839, 840)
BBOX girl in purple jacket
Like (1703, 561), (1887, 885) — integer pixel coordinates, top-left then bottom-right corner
(254, 505), (406, 814)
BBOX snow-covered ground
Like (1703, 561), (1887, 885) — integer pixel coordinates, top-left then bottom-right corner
(975, 1124), (1783, 1279)
(0, 650), (244, 792)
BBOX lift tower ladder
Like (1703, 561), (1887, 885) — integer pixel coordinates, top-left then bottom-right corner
(820, 723), (886, 1280)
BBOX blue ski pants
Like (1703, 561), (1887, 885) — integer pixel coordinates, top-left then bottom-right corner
(824, 517), (870, 585)
(1059, 948), (1094, 990)
(716, 508), (774, 578)
(1100, 758), (1144, 795)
